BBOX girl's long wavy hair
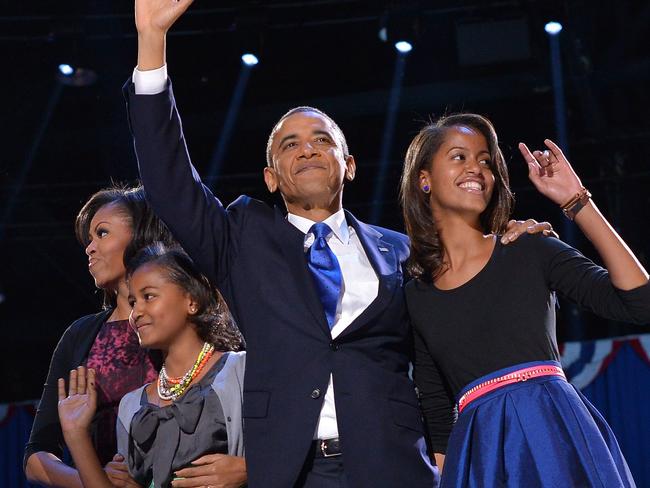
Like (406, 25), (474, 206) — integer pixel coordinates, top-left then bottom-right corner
(127, 243), (245, 352)
(400, 114), (514, 282)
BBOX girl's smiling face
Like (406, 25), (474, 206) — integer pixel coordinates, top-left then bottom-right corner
(128, 262), (196, 349)
(420, 125), (496, 220)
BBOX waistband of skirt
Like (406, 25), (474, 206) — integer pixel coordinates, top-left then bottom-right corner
(456, 360), (565, 414)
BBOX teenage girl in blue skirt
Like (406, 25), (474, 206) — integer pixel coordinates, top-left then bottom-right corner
(400, 113), (649, 487)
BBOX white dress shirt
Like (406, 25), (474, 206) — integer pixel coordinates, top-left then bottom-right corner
(288, 209), (379, 439)
(133, 67), (380, 440)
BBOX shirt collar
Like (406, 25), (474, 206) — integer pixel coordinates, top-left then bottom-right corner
(287, 208), (350, 245)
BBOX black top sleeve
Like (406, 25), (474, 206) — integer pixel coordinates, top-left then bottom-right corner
(542, 237), (650, 324)
(413, 327), (456, 454)
(24, 322), (79, 465)
(24, 311), (109, 470)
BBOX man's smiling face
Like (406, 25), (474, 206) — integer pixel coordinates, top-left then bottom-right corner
(264, 111), (355, 209)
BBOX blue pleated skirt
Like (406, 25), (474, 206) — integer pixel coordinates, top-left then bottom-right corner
(441, 360), (636, 488)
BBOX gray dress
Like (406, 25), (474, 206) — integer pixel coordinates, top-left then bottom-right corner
(116, 351), (246, 488)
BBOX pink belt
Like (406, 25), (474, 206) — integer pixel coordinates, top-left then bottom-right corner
(457, 365), (566, 414)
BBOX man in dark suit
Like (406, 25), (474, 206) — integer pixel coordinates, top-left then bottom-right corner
(126, 2), (549, 486)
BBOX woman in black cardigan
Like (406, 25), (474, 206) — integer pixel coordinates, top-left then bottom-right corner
(24, 185), (174, 487)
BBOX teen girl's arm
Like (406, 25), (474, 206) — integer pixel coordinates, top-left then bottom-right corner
(519, 139), (648, 291)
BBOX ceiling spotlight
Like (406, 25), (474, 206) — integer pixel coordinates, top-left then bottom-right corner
(544, 21), (563, 35)
(241, 53), (259, 66)
(395, 41), (413, 54)
(58, 64), (74, 76)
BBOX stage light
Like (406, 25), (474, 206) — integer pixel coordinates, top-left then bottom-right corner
(395, 41), (413, 53)
(545, 21), (563, 35)
(241, 53), (259, 66)
(58, 64), (74, 76)
(56, 66), (98, 87)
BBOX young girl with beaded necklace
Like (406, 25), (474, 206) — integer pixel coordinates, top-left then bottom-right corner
(57, 243), (247, 488)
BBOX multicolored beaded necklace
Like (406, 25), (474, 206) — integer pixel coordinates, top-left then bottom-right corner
(157, 342), (215, 401)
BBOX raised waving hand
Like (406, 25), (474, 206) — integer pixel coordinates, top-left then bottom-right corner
(57, 366), (97, 435)
(135, 0), (194, 70)
(518, 138), (583, 206)
(519, 138), (648, 290)
(135, 0), (193, 36)
(58, 367), (117, 488)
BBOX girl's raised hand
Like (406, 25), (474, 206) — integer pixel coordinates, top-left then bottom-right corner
(518, 139), (584, 206)
(57, 366), (97, 436)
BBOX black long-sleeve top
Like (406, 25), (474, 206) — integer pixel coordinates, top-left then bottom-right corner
(405, 234), (650, 453)
(24, 310), (111, 468)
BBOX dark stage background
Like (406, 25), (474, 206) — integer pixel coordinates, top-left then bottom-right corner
(1, 0), (649, 403)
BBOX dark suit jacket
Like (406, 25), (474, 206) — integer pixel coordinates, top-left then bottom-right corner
(124, 80), (439, 488)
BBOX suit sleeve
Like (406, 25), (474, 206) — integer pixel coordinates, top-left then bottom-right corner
(24, 323), (79, 468)
(123, 79), (245, 286)
(412, 327), (456, 454)
(538, 236), (650, 324)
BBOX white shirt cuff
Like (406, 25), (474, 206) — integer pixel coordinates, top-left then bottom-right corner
(132, 64), (168, 95)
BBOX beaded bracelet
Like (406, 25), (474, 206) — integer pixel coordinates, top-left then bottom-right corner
(561, 187), (591, 220)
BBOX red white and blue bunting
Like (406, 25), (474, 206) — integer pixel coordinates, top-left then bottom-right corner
(561, 334), (650, 390)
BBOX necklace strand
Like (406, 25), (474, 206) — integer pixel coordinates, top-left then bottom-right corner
(157, 342), (215, 401)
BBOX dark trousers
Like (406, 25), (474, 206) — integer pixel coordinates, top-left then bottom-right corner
(294, 451), (350, 488)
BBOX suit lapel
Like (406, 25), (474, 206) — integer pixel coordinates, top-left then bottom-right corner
(274, 207), (331, 336)
(339, 211), (399, 339)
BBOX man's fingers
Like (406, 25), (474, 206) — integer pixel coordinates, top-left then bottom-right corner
(190, 453), (224, 465)
(526, 222), (558, 239)
(502, 219), (522, 244)
(526, 222), (550, 234)
(170, 474), (213, 487)
(174, 463), (213, 478)
(57, 378), (66, 401)
(112, 453), (126, 462)
(502, 218), (552, 244)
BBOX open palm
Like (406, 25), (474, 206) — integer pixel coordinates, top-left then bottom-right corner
(58, 367), (97, 434)
(135, 0), (194, 35)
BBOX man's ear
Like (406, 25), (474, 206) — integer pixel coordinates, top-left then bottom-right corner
(344, 155), (356, 182)
(264, 166), (278, 193)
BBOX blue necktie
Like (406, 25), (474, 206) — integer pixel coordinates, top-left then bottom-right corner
(306, 222), (343, 329)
